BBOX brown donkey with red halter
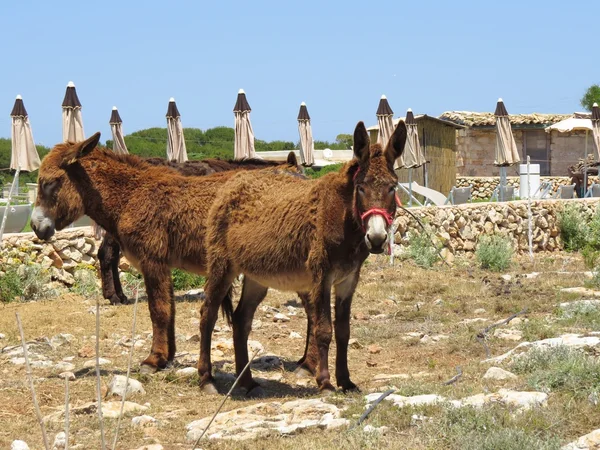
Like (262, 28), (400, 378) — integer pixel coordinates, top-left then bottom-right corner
(199, 120), (407, 395)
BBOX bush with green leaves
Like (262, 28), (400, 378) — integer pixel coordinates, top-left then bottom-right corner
(407, 231), (440, 268)
(475, 234), (513, 271)
(172, 268), (205, 291)
(1, 263), (57, 302)
(511, 346), (600, 398)
(558, 204), (588, 252)
(0, 266), (22, 302)
(304, 163), (343, 179)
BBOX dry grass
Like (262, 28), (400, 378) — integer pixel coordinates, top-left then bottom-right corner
(0, 253), (599, 448)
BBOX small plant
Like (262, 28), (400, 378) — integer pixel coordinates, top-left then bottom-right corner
(0, 266), (22, 302)
(172, 268), (205, 291)
(72, 268), (100, 296)
(20, 264), (56, 301)
(476, 234), (513, 271)
(407, 231), (440, 268)
(511, 346), (600, 398)
(558, 204), (588, 252)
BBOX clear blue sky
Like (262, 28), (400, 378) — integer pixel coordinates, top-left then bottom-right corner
(1, 0), (599, 148)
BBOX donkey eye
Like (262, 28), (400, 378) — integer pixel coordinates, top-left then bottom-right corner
(357, 186), (365, 195)
(388, 186), (396, 194)
(42, 181), (58, 197)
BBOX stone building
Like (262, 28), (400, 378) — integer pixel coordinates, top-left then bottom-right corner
(439, 111), (593, 177)
(367, 114), (464, 197)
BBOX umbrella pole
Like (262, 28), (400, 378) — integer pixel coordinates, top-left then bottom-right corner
(584, 130), (589, 197)
(424, 163), (429, 188)
(0, 167), (21, 243)
(499, 167), (506, 202)
(408, 168), (413, 207)
(527, 156), (533, 261)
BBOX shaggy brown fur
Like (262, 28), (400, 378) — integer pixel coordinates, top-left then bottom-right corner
(199, 121), (407, 395)
(99, 156), (300, 306)
(31, 135), (305, 372)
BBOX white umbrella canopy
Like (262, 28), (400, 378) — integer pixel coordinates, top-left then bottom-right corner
(109, 107), (129, 155)
(397, 108), (426, 169)
(376, 95), (394, 147)
(494, 98), (521, 166)
(10, 95), (41, 171)
(592, 103), (600, 161)
(62, 81), (85, 142)
(297, 102), (314, 166)
(545, 116), (593, 133)
(166, 98), (188, 163)
(234, 89), (256, 160)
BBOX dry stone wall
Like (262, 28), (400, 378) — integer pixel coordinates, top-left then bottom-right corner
(456, 176), (600, 200)
(393, 198), (600, 256)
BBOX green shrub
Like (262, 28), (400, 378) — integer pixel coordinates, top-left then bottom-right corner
(172, 268), (205, 291)
(511, 346), (600, 398)
(72, 268), (100, 296)
(0, 267), (22, 302)
(558, 204), (588, 252)
(304, 163), (343, 179)
(407, 231), (440, 268)
(475, 234), (513, 271)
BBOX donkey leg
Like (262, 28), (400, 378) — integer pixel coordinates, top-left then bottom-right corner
(198, 266), (235, 394)
(98, 234), (128, 305)
(312, 281), (335, 392)
(140, 263), (174, 373)
(232, 277), (268, 396)
(334, 272), (360, 392)
(295, 292), (317, 377)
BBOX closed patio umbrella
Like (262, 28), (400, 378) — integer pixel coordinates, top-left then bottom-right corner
(297, 102), (314, 166)
(494, 98), (520, 201)
(62, 81), (85, 142)
(396, 108), (426, 206)
(376, 95), (394, 147)
(592, 103), (600, 161)
(166, 98), (188, 162)
(234, 89), (256, 160)
(109, 107), (128, 155)
(10, 95), (40, 171)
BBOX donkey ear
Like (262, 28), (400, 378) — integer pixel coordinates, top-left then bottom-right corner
(384, 121), (407, 169)
(286, 151), (298, 167)
(353, 121), (370, 164)
(63, 132), (101, 165)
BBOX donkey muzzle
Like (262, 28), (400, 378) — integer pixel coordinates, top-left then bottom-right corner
(365, 215), (388, 254)
(30, 207), (56, 241)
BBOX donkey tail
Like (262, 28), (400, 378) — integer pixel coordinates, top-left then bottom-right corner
(221, 285), (234, 326)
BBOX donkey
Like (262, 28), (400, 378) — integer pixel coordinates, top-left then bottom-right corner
(30, 133), (308, 374)
(198, 120), (406, 395)
(99, 156), (302, 306)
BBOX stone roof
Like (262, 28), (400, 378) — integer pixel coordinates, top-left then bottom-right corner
(439, 111), (573, 127)
(367, 114), (464, 132)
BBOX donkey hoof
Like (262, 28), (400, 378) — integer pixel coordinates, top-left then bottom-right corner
(341, 382), (360, 394)
(294, 366), (313, 379)
(319, 382), (336, 395)
(139, 364), (158, 375)
(246, 386), (267, 399)
(201, 382), (219, 395)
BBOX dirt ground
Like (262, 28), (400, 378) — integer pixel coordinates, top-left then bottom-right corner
(1, 253), (599, 449)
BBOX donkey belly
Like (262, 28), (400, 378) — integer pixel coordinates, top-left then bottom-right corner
(248, 270), (312, 293)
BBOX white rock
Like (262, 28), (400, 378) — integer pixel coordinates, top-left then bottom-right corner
(10, 441), (30, 450)
(107, 375), (146, 397)
(493, 328), (523, 341)
(43, 401), (148, 423)
(433, 298), (444, 306)
(559, 300), (600, 318)
(562, 428), (600, 450)
(0, 333), (6, 339)
(131, 415), (157, 427)
(560, 287), (600, 297)
(185, 398), (348, 441)
(460, 317), (488, 325)
(501, 274), (512, 281)
(273, 313), (290, 322)
(474, 308), (486, 314)
(176, 367), (198, 378)
(289, 331), (302, 339)
(483, 367), (518, 381)
(59, 371), (76, 381)
(52, 431), (66, 449)
(83, 358), (111, 368)
(363, 424), (389, 434)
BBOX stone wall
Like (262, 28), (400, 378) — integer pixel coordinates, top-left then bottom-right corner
(1, 228), (103, 287)
(393, 198), (600, 257)
(455, 176), (600, 200)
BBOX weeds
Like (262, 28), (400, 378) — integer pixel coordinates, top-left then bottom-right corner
(72, 268), (100, 296)
(476, 234), (513, 271)
(558, 205), (588, 252)
(172, 268), (205, 291)
(511, 346), (600, 398)
(407, 231), (439, 269)
(0, 266), (22, 302)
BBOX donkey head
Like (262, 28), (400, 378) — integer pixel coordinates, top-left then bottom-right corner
(31, 132), (101, 240)
(352, 120), (406, 253)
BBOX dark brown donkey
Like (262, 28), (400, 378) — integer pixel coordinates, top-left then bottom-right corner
(199, 120), (406, 395)
(30, 134), (307, 373)
(99, 156), (302, 306)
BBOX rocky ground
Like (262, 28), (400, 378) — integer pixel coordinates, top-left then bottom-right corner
(2, 254), (600, 449)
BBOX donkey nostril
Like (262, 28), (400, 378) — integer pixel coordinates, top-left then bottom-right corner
(367, 233), (387, 248)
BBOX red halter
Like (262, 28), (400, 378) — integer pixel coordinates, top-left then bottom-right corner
(353, 168), (402, 233)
